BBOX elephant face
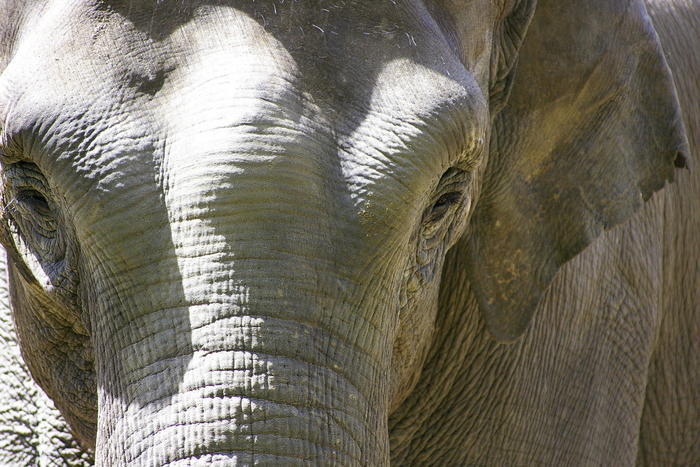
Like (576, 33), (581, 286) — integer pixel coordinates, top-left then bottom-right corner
(0, 0), (686, 464)
(0, 2), (506, 463)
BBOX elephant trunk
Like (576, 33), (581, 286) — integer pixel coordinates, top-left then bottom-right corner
(81, 105), (396, 464)
(92, 275), (390, 465)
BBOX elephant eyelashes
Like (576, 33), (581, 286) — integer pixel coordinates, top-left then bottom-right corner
(423, 168), (470, 228)
(16, 188), (50, 214)
(3, 163), (54, 220)
(428, 191), (462, 222)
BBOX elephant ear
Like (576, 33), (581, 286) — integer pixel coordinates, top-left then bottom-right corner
(465, 0), (689, 342)
(487, 0), (537, 115)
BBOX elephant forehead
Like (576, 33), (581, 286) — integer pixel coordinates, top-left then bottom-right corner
(0, 2), (490, 217)
(160, 48), (487, 171)
(144, 2), (490, 173)
(1, 3), (488, 176)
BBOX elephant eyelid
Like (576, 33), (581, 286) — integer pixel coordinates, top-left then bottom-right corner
(421, 167), (471, 228)
(16, 188), (50, 213)
(5, 162), (49, 189)
(433, 191), (462, 209)
(1, 163), (55, 234)
(426, 191), (462, 223)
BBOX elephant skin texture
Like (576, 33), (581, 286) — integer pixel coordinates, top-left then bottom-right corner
(0, 0), (697, 465)
(0, 251), (94, 466)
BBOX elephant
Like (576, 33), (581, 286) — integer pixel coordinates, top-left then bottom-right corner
(0, 252), (94, 466)
(0, 0), (698, 465)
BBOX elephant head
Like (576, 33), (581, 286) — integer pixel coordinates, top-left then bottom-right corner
(0, 0), (686, 464)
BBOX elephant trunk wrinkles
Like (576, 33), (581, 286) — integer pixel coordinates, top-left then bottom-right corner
(95, 289), (389, 465)
(85, 97), (395, 463)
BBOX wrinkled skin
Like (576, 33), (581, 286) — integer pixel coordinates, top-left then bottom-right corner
(0, 253), (93, 466)
(0, 0), (697, 465)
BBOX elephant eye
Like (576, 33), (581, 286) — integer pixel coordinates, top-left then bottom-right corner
(424, 168), (470, 223)
(0, 158), (78, 304)
(1, 161), (64, 265)
(428, 191), (462, 222)
(4, 163), (54, 218)
(16, 188), (51, 214)
(420, 167), (471, 242)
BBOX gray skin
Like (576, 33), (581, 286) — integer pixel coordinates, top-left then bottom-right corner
(0, 0), (697, 465)
(0, 252), (93, 466)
